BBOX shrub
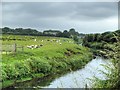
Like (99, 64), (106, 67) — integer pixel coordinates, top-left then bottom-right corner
(1, 69), (8, 81)
(27, 57), (52, 74)
(14, 61), (31, 79)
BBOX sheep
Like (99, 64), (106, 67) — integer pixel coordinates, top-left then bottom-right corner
(41, 40), (43, 42)
(27, 44), (43, 49)
(34, 39), (36, 41)
(34, 45), (39, 48)
(59, 43), (62, 45)
(56, 40), (61, 43)
(31, 45), (34, 48)
(27, 45), (39, 49)
(56, 40), (59, 43)
(27, 45), (33, 49)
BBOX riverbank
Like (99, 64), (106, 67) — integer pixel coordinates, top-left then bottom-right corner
(3, 57), (110, 89)
(82, 30), (120, 88)
(92, 42), (120, 88)
(1, 35), (93, 89)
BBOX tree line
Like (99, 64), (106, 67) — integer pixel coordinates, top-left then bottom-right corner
(83, 30), (120, 47)
(1, 27), (84, 39)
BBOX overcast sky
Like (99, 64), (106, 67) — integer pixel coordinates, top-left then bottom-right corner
(2, 2), (118, 33)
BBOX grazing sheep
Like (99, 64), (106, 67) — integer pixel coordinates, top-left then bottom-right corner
(34, 39), (36, 41)
(56, 40), (59, 43)
(31, 45), (34, 48)
(56, 40), (60, 43)
(59, 43), (62, 45)
(41, 40), (43, 42)
(27, 45), (40, 49)
(34, 45), (39, 48)
(27, 45), (33, 49)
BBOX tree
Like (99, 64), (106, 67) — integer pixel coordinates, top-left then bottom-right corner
(69, 28), (76, 35)
(62, 30), (70, 38)
(73, 35), (79, 42)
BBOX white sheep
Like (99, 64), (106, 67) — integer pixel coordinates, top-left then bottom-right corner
(56, 40), (59, 43)
(34, 45), (38, 48)
(41, 40), (43, 42)
(59, 43), (62, 45)
(31, 45), (34, 48)
(27, 45), (33, 49)
(34, 39), (36, 41)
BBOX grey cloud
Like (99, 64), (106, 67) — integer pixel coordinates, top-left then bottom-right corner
(2, 2), (118, 33)
(3, 2), (117, 19)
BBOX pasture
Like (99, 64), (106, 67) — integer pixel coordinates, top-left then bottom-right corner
(1, 35), (92, 88)
(2, 35), (76, 62)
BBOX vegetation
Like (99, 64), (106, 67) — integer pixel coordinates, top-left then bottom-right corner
(83, 30), (120, 58)
(1, 35), (92, 88)
(1, 27), (119, 89)
(82, 30), (120, 88)
(92, 42), (120, 89)
(1, 27), (84, 39)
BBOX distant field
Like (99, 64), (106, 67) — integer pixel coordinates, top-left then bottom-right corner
(2, 34), (73, 45)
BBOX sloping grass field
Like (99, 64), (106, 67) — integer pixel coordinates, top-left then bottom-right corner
(1, 35), (92, 88)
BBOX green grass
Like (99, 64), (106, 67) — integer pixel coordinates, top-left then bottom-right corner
(1, 35), (93, 88)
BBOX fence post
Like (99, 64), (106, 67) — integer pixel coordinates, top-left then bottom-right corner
(14, 43), (17, 53)
(85, 84), (88, 90)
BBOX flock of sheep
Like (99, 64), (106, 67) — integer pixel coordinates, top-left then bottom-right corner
(26, 39), (64, 49)
(27, 44), (43, 49)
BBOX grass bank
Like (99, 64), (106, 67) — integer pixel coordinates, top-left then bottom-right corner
(1, 35), (93, 88)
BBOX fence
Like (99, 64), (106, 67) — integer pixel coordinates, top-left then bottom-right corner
(1, 43), (24, 54)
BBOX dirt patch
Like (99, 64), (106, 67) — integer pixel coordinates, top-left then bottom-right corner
(76, 47), (81, 50)
(64, 48), (81, 56)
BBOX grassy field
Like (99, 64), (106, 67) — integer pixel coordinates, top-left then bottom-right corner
(1, 34), (93, 88)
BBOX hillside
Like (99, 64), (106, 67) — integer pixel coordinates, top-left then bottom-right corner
(1, 35), (92, 88)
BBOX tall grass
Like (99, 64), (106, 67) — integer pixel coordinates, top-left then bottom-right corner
(93, 42), (120, 88)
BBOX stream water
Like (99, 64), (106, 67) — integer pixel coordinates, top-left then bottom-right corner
(3, 57), (113, 89)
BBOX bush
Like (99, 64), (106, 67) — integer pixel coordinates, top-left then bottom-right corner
(1, 70), (7, 81)
(14, 61), (31, 79)
(2, 64), (17, 80)
(27, 57), (52, 74)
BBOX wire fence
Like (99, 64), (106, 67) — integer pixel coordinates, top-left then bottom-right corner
(1, 43), (24, 54)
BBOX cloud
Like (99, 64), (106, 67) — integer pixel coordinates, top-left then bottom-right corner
(2, 2), (118, 33)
